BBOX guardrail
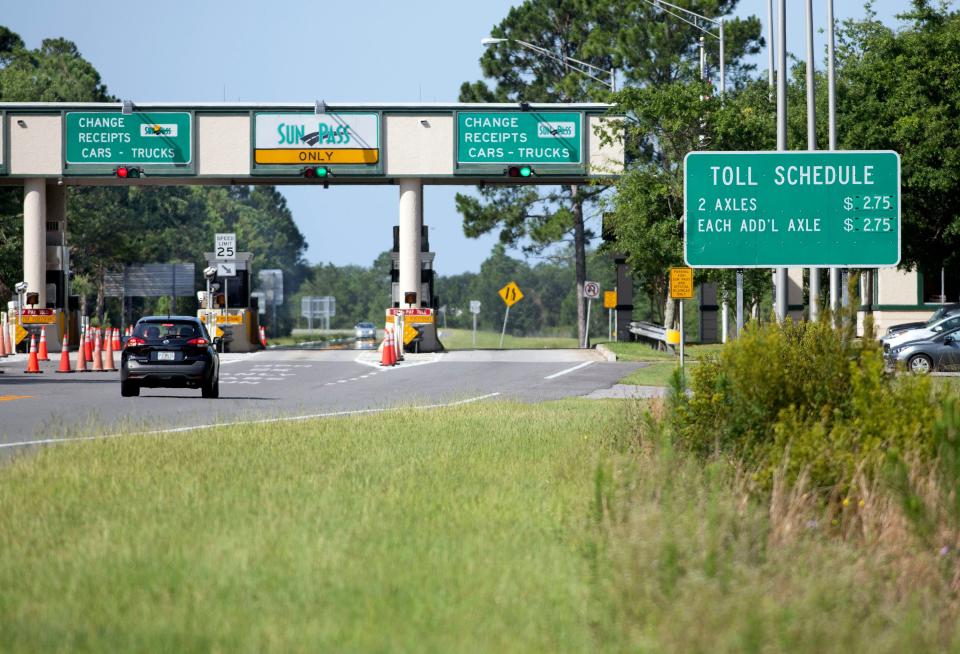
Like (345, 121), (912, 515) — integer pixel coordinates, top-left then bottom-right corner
(629, 321), (674, 352)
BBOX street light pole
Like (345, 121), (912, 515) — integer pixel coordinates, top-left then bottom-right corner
(775, 0), (788, 323)
(806, 0), (820, 322)
(827, 0), (841, 323)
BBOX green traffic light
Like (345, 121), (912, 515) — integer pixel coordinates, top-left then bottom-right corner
(316, 167), (329, 177)
(519, 166), (532, 177)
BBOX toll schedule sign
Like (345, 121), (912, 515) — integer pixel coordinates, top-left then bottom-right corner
(456, 111), (582, 167)
(64, 112), (192, 168)
(684, 151), (900, 268)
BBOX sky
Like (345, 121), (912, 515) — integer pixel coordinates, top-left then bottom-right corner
(3, 0), (921, 274)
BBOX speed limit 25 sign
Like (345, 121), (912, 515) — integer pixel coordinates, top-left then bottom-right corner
(215, 233), (236, 259)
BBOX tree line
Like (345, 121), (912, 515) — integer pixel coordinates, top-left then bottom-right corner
(293, 243), (643, 337)
(0, 27), (309, 334)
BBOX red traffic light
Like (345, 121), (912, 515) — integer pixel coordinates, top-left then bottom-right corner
(115, 166), (142, 179)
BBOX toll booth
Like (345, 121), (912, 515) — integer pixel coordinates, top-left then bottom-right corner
(390, 225), (437, 309)
(198, 251), (263, 353)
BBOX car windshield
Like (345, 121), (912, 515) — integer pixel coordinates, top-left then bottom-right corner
(926, 307), (948, 326)
(134, 321), (205, 340)
(357, 322), (374, 328)
(932, 316), (960, 333)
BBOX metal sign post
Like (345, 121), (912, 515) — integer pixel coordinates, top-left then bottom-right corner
(603, 290), (616, 341)
(670, 267), (695, 376)
(582, 281), (600, 348)
(470, 300), (481, 348)
(497, 283), (523, 349)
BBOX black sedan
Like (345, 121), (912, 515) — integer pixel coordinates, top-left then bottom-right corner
(883, 326), (960, 374)
(121, 316), (220, 397)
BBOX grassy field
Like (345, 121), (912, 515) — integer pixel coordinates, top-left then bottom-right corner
(1, 399), (956, 652)
(0, 401), (627, 653)
(438, 327), (579, 349)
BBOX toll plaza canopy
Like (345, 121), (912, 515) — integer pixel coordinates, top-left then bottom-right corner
(0, 102), (623, 186)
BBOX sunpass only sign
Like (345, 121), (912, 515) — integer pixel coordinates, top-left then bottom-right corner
(456, 112), (582, 165)
(253, 113), (379, 166)
(684, 151), (900, 267)
(65, 112), (192, 166)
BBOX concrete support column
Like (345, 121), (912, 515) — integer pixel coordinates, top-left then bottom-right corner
(398, 179), (422, 308)
(23, 179), (46, 307)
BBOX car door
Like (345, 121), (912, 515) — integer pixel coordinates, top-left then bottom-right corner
(940, 329), (960, 372)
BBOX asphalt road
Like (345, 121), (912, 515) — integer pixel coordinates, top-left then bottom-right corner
(0, 348), (643, 450)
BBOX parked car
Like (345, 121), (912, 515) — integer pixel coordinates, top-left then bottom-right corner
(354, 321), (377, 340)
(120, 316), (220, 398)
(881, 313), (960, 351)
(884, 326), (960, 374)
(886, 303), (960, 336)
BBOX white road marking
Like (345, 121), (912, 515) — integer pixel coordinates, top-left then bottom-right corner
(544, 360), (595, 380)
(0, 392), (503, 450)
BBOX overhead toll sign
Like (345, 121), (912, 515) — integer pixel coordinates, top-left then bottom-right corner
(253, 112), (381, 175)
(456, 111), (583, 174)
(64, 111), (193, 174)
(684, 151), (900, 268)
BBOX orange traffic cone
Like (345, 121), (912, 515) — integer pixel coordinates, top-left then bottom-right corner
(75, 330), (89, 373)
(85, 328), (93, 362)
(113, 328), (121, 351)
(380, 327), (396, 367)
(91, 329), (104, 372)
(260, 325), (268, 347)
(24, 334), (42, 373)
(56, 330), (73, 373)
(102, 328), (116, 371)
(37, 325), (50, 361)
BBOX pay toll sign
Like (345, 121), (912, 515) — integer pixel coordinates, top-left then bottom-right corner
(683, 151), (901, 268)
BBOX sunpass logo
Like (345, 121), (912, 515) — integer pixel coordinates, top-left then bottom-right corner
(537, 122), (576, 139)
(140, 124), (178, 137)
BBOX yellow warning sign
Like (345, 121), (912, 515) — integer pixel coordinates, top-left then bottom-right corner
(14, 324), (27, 345)
(603, 290), (617, 309)
(498, 281), (524, 308)
(403, 323), (420, 345)
(254, 149), (379, 165)
(670, 267), (695, 300)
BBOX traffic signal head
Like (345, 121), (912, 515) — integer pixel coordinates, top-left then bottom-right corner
(507, 165), (533, 178)
(303, 166), (330, 179)
(115, 166), (142, 179)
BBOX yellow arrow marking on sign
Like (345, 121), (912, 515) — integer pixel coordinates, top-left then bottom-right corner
(403, 324), (420, 345)
(0, 395), (32, 402)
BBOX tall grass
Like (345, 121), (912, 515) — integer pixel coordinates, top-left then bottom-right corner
(593, 402), (960, 652)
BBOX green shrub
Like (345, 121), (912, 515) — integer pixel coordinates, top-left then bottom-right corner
(670, 318), (943, 490)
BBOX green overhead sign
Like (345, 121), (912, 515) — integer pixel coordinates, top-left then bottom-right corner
(64, 111), (192, 169)
(684, 151), (901, 268)
(456, 111), (582, 168)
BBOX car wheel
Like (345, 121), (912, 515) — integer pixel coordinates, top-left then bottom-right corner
(908, 354), (933, 374)
(121, 381), (140, 397)
(202, 375), (219, 399)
